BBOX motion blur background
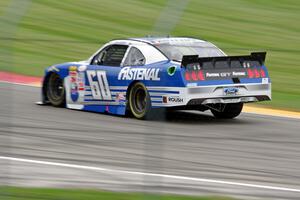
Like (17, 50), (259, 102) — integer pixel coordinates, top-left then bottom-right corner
(0, 0), (299, 110)
(1, 1), (300, 200)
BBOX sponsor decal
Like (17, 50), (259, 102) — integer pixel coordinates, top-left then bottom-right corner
(86, 70), (112, 100)
(187, 63), (201, 71)
(69, 66), (77, 71)
(116, 92), (126, 101)
(78, 65), (87, 72)
(205, 71), (246, 78)
(164, 96), (184, 103)
(69, 66), (79, 102)
(167, 65), (177, 76)
(232, 71), (246, 76)
(118, 67), (160, 81)
(115, 92), (126, 105)
(206, 72), (220, 78)
(47, 66), (59, 72)
(77, 72), (85, 91)
(186, 83), (197, 87)
(262, 78), (269, 84)
(163, 96), (168, 103)
(243, 62), (251, 68)
(204, 70), (247, 80)
(69, 66), (85, 102)
(186, 68), (248, 81)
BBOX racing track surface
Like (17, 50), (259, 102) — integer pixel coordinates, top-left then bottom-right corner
(1, 82), (300, 200)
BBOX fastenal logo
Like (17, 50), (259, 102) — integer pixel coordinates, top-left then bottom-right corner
(118, 67), (160, 81)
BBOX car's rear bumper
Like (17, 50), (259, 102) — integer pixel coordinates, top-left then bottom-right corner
(148, 82), (271, 107)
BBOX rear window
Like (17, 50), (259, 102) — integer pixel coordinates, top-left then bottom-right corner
(123, 47), (146, 66)
(155, 43), (225, 61)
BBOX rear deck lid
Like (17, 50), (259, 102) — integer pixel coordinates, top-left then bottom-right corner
(182, 52), (267, 82)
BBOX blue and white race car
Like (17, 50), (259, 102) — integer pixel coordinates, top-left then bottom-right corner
(41, 37), (271, 119)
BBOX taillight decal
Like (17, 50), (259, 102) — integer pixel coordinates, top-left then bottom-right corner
(247, 69), (254, 78)
(191, 71), (198, 81)
(254, 68), (260, 78)
(185, 72), (191, 81)
(197, 71), (205, 80)
(260, 69), (266, 78)
(248, 68), (267, 79)
(185, 70), (205, 82)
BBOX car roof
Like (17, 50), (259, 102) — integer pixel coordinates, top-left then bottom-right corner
(88, 37), (225, 64)
(129, 37), (208, 45)
(106, 37), (215, 48)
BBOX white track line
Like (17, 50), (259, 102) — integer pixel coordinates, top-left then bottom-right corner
(1, 156), (300, 193)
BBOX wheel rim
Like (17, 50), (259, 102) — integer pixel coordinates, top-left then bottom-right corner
(48, 74), (64, 102)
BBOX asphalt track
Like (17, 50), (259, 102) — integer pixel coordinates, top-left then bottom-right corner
(1, 82), (300, 200)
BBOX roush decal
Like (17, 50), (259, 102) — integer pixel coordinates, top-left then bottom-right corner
(118, 67), (160, 81)
(163, 96), (184, 103)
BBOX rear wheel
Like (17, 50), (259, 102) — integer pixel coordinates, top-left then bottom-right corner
(46, 73), (65, 107)
(129, 82), (155, 120)
(210, 103), (243, 119)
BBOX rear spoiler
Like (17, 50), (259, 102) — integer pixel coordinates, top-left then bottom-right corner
(181, 52), (267, 68)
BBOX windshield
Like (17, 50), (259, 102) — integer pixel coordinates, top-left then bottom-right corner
(154, 43), (225, 61)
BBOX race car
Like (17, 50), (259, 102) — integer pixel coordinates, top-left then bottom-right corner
(40, 37), (271, 119)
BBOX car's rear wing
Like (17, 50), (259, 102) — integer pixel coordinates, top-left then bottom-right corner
(181, 52), (266, 69)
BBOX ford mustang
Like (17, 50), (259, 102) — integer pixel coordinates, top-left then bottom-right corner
(40, 37), (271, 119)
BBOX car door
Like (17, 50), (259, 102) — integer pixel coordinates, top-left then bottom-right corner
(85, 44), (129, 103)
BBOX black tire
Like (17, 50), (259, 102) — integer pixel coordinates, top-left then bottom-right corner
(46, 73), (65, 107)
(211, 103), (243, 119)
(128, 82), (155, 120)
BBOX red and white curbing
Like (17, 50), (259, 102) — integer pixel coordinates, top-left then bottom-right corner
(0, 71), (42, 87)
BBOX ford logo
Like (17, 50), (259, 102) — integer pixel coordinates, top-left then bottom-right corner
(224, 87), (239, 95)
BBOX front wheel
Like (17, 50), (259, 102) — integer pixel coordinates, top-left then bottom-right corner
(210, 103), (243, 119)
(46, 73), (65, 107)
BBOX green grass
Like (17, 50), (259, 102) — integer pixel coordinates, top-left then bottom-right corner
(0, 0), (299, 110)
(0, 187), (235, 200)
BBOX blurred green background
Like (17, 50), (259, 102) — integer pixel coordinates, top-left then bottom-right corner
(0, 187), (235, 200)
(0, 0), (299, 110)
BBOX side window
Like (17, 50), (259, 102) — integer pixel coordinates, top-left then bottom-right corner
(123, 47), (146, 66)
(92, 45), (128, 66)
